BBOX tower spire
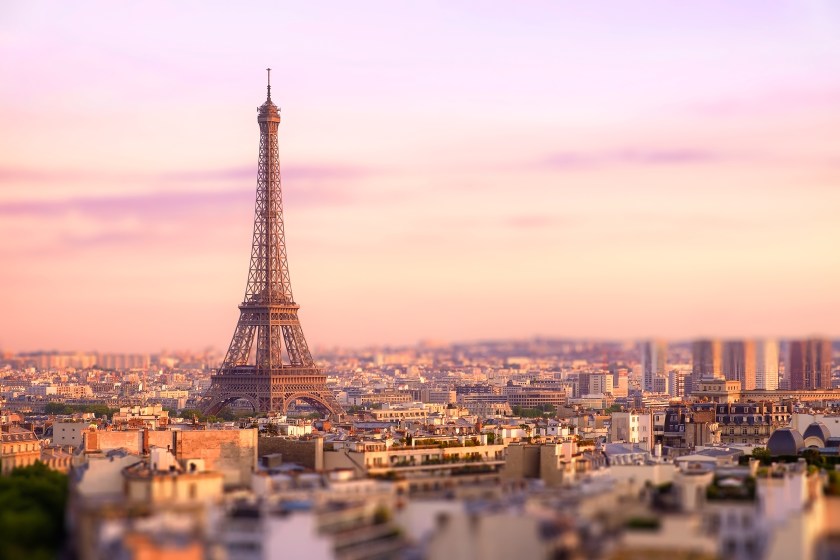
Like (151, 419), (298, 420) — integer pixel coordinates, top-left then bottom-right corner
(266, 67), (271, 100)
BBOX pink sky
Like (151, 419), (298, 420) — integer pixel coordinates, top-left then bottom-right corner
(2, 2), (840, 352)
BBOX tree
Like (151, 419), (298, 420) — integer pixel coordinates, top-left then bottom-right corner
(43, 403), (116, 418)
(217, 408), (236, 421)
(178, 409), (206, 422)
(82, 404), (116, 418)
(802, 448), (825, 468)
(373, 505), (392, 525)
(0, 462), (68, 560)
(751, 447), (772, 466)
(44, 403), (72, 415)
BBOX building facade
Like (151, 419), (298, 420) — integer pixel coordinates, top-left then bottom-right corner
(754, 339), (780, 390)
(690, 339), (722, 394)
(716, 402), (791, 446)
(722, 340), (757, 390)
(1, 425), (42, 474)
(788, 339), (833, 390)
(609, 411), (654, 450)
(641, 340), (667, 393)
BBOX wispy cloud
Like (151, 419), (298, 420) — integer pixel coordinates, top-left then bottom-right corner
(505, 215), (574, 229)
(0, 163), (369, 185)
(541, 148), (723, 170)
(158, 164), (367, 182)
(0, 185), (353, 219)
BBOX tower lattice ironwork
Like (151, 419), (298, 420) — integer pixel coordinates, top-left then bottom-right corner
(201, 70), (344, 419)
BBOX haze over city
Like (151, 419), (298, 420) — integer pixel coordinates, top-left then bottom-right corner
(2, 2), (840, 352)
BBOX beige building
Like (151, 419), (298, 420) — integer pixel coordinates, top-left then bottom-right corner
(123, 447), (224, 504)
(425, 508), (564, 560)
(324, 438), (505, 494)
(112, 404), (170, 429)
(0, 425), (41, 474)
(503, 441), (607, 487)
(360, 391), (412, 406)
(693, 378), (742, 403)
(368, 406), (431, 422)
(53, 421), (92, 448)
(589, 373), (615, 396)
(609, 411), (654, 450)
(507, 390), (567, 410)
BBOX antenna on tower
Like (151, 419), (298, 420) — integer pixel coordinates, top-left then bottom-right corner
(266, 68), (271, 99)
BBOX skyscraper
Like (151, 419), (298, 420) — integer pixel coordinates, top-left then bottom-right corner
(669, 368), (690, 398)
(722, 340), (756, 390)
(788, 338), (833, 390)
(640, 340), (667, 393)
(754, 339), (780, 390)
(689, 339), (722, 395)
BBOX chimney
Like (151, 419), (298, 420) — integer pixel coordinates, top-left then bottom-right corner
(84, 427), (99, 453)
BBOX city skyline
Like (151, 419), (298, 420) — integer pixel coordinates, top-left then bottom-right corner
(3, 2), (840, 352)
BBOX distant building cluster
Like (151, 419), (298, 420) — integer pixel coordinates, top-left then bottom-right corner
(1, 337), (839, 558)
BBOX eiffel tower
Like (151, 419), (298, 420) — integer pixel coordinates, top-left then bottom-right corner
(201, 70), (344, 419)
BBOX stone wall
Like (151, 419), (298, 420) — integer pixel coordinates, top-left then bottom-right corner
(257, 437), (323, 470)
(148, 430), (174, 450)
(173, 429), (257, 487)
(92, 430), (143, 454)
(83, 429), (175, 454)
(502, 444), (541, 480)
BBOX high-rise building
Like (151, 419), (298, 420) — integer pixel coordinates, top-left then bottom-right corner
(788, 339), (833, 390)
(722, 340), (756, 390)
(754, 340), (780, 390)
(640, 340), (667, 393)
(653, 375), (669, 394)
(669, 368), (690, 398)
(575, 372), (590, 398)
(689, 339), (722, 395)
(589, 373), (614, 395)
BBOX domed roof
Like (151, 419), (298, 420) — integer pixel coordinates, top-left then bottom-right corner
(767, 427), (805, 456)
(803, 422), (831, 444)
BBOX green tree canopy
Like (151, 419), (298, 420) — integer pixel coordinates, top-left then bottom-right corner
(0, 462), (68, 560)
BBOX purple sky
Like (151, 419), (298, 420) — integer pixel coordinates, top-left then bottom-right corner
(2, 2), (840, 352)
